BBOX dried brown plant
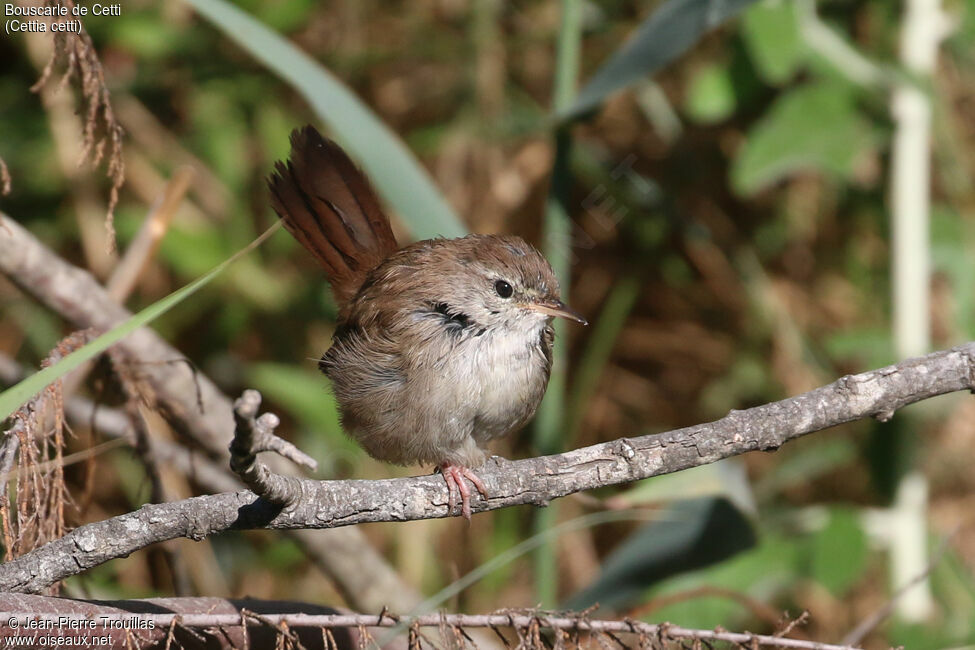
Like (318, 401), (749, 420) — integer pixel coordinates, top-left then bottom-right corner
(28, 0), (125, 250)
(0, 329), (98, 593)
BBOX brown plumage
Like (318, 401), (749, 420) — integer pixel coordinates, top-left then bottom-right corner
(268, 126), (398, 308)
(268, 126), (586, 519)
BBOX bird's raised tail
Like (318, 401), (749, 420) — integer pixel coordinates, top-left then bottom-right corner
(268, 125), (399, 308)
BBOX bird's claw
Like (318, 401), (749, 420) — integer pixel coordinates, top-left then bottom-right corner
(439, 463), (489, 521)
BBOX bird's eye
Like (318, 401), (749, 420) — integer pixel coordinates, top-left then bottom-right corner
(494, 279), (513, 298)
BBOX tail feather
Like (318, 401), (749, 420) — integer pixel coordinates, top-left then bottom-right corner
(268, 126), (399, 307)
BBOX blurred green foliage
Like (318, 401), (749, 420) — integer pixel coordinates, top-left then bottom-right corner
(732, 81), (878, 194)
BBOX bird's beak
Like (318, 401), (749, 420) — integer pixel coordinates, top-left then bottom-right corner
(526, 298), (588, 325)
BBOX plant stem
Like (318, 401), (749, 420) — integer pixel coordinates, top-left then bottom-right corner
(533, 0), (583, 608)
(888, 0), (948, 622)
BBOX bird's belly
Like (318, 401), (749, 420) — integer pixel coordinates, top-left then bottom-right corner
(461, 330), (548, 442)
(323, 324), (549, 467)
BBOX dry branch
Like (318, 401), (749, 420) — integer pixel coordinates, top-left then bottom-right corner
(105, 166), (192, 302)
(0, 595), (853, 650)
(1, 339), (973, 594)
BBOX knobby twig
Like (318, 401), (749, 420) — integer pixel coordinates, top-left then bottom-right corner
(0, 214), (424, 614)
(1, 341), (973, 594)
(229, 389), (315, 504)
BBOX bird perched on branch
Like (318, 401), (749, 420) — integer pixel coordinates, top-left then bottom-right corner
(268, 126), (586, 519)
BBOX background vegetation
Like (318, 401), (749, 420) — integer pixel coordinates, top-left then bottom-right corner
(2, 0), (975, 648)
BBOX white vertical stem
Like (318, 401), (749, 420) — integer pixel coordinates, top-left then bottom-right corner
(889, 0), (948, 622)
(891, 0), (940, 361)
(890, 471), (932, 620)
(890, 81), (930, 359)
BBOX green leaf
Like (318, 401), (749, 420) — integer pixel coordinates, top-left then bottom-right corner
(809, 508), (867, 596)
(612, 461), (756, 519)
(685, 64), (737, 123)
(563, 0), (759, 120)
(931, 206), (975, 339)
(754, 437), (858, 498)
(182, 0), (466, 240)
(0, 225), (279, 423)
(564, 498), (756, 612)
(824, 327), (893, 369)
(741, 0), (804, 85)
(113, 14), (185, 59)
(731, 82), (876, 195)
(247, 363), (342, 438)
(642, 532), (800, 629)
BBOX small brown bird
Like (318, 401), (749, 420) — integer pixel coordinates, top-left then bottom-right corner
(268, 126), (586, 519)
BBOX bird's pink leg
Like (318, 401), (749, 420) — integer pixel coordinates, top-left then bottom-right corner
(438, 463), (489, 520)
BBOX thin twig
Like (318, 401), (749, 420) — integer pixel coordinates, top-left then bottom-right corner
(840, 530), (956, 646)
(0, 612), (860, 650)
(106, 166), (193, 302)
(627, 587), (792, 633)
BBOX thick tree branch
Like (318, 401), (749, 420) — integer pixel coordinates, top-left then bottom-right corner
(1, 343), (973, 593)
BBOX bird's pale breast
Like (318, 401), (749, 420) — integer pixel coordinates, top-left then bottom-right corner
(464, 321), (552, 443)
(322, 314), (553, 468)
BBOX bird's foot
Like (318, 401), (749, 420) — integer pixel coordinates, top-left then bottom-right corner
(438, 462), (489, 521)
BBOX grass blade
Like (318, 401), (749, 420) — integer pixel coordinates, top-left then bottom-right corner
(566, 274), (641, 445)
(183, 0), (466, 240)
(0, 224), (280, 422)
(532, 0), (584, 609)
(563, 0), (758, 120)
